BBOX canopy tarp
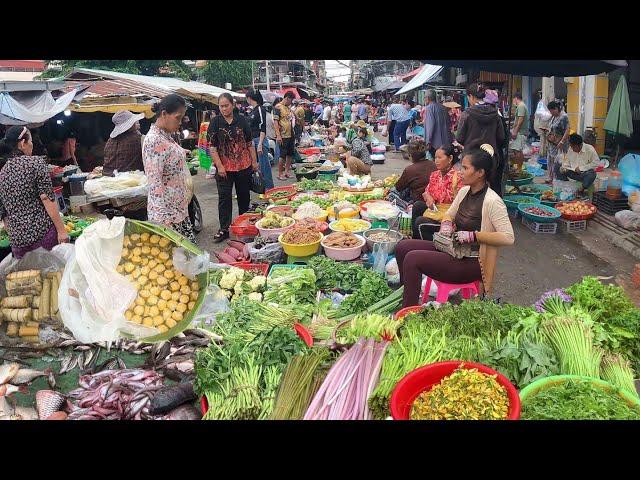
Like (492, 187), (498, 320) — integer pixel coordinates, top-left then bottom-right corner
(604, 74), (633, 138)
(0, 87), (85, 126)
(396, 64), (444, 95)
(69, 102), (155, 118)
(376, 80), (406, 92)
(421, 60), (627, 77)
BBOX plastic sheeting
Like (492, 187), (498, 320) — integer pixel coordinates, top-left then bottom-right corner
(0, 88), (82, 126)
(395, 64), (444, 96)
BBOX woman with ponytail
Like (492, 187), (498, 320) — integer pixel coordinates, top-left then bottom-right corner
(396, 144), (514, 307)
(0, 126), (69, 258)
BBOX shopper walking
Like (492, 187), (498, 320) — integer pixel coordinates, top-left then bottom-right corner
(423, 89), (452, 155)
(509, 92), (529, 171)
(542, 100), (570, 184)
(322, 102), (332, 127)
(343, 101), (352, 123)
(246, 89), (274, 190)
(143, 94), (196, 243)
(294, 100), (306, 143)
(207, 93), (259, 243)
(456, 83), (505, 153)
(273, 91), (296, 180)
(0, 126), (69, 258)
(387, 101), (411, 152)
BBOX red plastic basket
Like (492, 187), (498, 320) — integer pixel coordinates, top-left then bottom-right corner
(299, 147), (321, 156)
(200, 322), (313, 416)
(229, 214), (262, 237)
(390, 361), (521, 420)
(555, 201), (597, 221)
(230, 262), (269, 276)
(265, 186), (297, 202)
(394, 306), (424, 321)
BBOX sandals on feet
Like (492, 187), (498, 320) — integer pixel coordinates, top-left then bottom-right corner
(213, 230), (229, 243)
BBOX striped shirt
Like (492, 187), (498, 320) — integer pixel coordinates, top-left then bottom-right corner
(387, 103), (410, 122)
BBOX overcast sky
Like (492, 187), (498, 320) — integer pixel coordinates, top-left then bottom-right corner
(324, 60), (351, 82)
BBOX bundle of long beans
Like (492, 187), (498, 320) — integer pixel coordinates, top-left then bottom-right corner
(542, 316), (602, 378)
(368, 325), (447, 419)
(601, 353), (639, 399)
(258, 366), (283, 419)
(271, 351), (327, 420)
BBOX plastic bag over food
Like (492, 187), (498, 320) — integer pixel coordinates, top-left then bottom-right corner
(615, 210), (640, 231)
(248, 241), (285, 264)
(534, 100), (551, 135)
(83, 171), (148, 199)
(173, 247), (211, 280)
(0, 248), (67, 297)
(190, 284), (230, 327)
(59, 217), (154, 344)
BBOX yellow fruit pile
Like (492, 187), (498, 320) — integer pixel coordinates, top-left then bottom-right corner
(116, 232), (200, 334)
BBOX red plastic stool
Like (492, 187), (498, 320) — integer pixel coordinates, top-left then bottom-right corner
(421, 278), (481, 304)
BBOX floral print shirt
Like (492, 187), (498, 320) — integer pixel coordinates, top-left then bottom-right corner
(207, 113), (254, 172)
(0, 155), (55, 248)
(426, 167), (459, 204)
(143, 124), (188, 225)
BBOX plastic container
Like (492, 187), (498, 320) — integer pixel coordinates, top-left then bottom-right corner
(328, 219), (371, 235)
(394, 306), (424, 321)
(229, 262), (269, 277)
(503, 195), (541, 210)
(230, 213), (262, 238)
(606, 170), (623, 200)
(555, 201), (597, 221)
(321, 234), (365, 261)
(255, 218), (296, 241)
(264, 186), (297, 202)
(519, 375), (640, 413)
(390, 361), (521, 420)
(363, 228), (403, 254)
(506, 174), (534, 186)
(69, 174), (87, 196)
(518, 203), (561, 223)
(278, 232), (322, 257)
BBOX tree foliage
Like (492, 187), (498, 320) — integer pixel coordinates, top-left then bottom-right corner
(199, 60), (254, 90)
(40, 60), (193, 80)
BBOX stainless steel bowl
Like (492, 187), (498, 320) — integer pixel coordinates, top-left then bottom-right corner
(363, 228), (403, 253)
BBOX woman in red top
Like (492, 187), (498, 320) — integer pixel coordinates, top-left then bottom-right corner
(411, 144), (461, 240)
(208, 93), (259, 242)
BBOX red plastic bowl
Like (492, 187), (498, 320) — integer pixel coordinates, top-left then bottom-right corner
(200, 323), (313, 416)
(265, 186), (297, 202)
(555, 201), (597, 221)
(390, 361), (521, 420)
(394, 306), (424, 321)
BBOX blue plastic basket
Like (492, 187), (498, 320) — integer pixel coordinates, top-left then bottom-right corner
(503, 195), (541, 210)
(517, 203), (561, 223)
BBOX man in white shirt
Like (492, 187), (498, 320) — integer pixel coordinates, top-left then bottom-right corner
(330, 103), (338, 124)
(555, 133), (599, 192)
(322, 102), (332, 127)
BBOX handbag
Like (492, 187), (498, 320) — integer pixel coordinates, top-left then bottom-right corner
(250, 170), (265, 194)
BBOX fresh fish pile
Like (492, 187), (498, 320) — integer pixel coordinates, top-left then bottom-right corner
(0, 362), (50, 398)
(36, 390), (67, 420)
(66, 369), (164, 420)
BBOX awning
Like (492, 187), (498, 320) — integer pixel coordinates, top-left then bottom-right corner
(395, 64), (444, 95)
(376, 80), (407, 92)
(400, 66), (424, 81)
(421, 60), (627, 77)
(69, 102), (155, 118)
(0, 87), (86, 126)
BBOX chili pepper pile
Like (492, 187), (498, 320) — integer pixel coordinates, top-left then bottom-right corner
(410, 366), (510, 420)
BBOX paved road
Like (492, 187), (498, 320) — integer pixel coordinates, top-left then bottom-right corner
(191, 139), (636, 307)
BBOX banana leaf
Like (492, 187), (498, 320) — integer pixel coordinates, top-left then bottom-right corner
(121, 220), (209, 343)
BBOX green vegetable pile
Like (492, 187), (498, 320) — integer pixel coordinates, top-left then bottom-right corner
(337, 313), (401, 344)
(290, 196), (333, 210)
(296, 178), (335, 192)
(265, 268), (318, 306)
(337, 274), (392, 318)
(307, 256), (371, 291)
(521, 379), (640, 420)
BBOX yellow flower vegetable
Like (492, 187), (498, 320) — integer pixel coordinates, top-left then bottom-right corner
(148, 260), (158, 269)
(176, 303), (187, 314)
(131, 269), (141, 280)
(142, 317), (154, 327)
(141, 233), (150, 243)
(179, 294), (190, 304)
(190, 291), (199, 302)
(130, 234), (141, 242)
(156, 276), (169, 286)
(180, 285), (191, 296)
(178, 277), (188, 287)
(188, 301), (195, 310)
(132, 247), (142, 257)
(133, 305), (145, 316)
(152, 315), (164, 326)
(159, 252), (170, 261)
(131, 255), (142, 264)
(141, 246), (151, 255)
(166, 318), (177, 329)
(150, 234), (161, 245)
(116, 265), (124, 274)
(150, 247), (160, 257)
(171, 311), (183, 322)
(191, 282), (200, 292)
(140, 266), (150, 276)
(158, 237), (170, 248)
(141, 258), (149, 266)
(149, 271), (159, 281)
(164, 260), (173, 269)
(124, 263), (135, 273)
(135, 297), (145, 307)
(131, 315), (142, 324)
(162, 309), (172, 320)
(170, 281), (180, 292)
(121, 248), (130, 259)
(157, 325), (169, 333)
(139, 289), (151, 299)
(167, 300), (178, 312)
(163, 270), (174, 280)
(149, 305), (160, 317)
(160, 290), (172, 301)
(149, 286), (161, 296)
(124, 310), (133, 320)
(138, 276), (148, 286)
(147, 296), (159, 306)
(123, 235), (132, 247)
(155, 264), (166, 274)
(171, 292), (181, 302)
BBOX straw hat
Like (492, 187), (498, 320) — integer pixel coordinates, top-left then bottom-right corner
(442, 101), (461, 109)
(355, 120), (368, 128)
(110, 110), (145, 138)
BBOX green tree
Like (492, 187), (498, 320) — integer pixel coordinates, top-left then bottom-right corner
(40, 60), (193, 80)
(199, 60), (254, 90)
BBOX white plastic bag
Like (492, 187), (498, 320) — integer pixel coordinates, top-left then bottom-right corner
(0, 248), (66, 297)
(534, 100), (551, 135)
(615, 210), (640, 231)
(173, 247), (211, 280)
(83, 171), (148, 199)
(248, 241), (285, 264)
(60, 217), (154, 344)
(190, 284), (230, 327)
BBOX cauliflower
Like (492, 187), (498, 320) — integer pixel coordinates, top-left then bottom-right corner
(228, 267), (247, 281)
(249, 275), (267, 292)
(219, 272), (238, 290)
(248, 292), (263, 302)
(212, 287), (229, 303)
(234, 281), (245, 296)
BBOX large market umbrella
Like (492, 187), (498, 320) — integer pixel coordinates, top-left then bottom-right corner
(604, 75), (633, 165)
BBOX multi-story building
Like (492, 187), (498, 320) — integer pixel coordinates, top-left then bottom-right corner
(0, 60), (46, 81)
(253, 60), (324, 97)
(350, 60), (422, 90)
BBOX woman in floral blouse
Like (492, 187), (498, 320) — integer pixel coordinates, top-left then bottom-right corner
(0, 126), (69, 258)
(143, 94), (196, 244)
(411, 144), (461, 240)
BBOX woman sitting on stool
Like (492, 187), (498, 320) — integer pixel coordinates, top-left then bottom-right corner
(396, 144), (514, 308)
(411, 144), (461, 240)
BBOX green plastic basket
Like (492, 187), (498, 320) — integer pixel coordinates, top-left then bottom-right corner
(520, 375), (640, 412)
(503, 195), (541, 210)
(267, 263), (308, 279)
(318, 173), (337, 182)
(506, 174), (534, 186)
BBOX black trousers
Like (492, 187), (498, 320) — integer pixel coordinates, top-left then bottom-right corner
(411, 200), (440, 240)
(216, 167), (252, 231)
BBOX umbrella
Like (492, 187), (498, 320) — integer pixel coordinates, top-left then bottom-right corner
(604, 75), (633, 165)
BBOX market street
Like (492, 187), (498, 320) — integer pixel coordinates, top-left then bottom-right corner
(193, 139), (637, 307)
